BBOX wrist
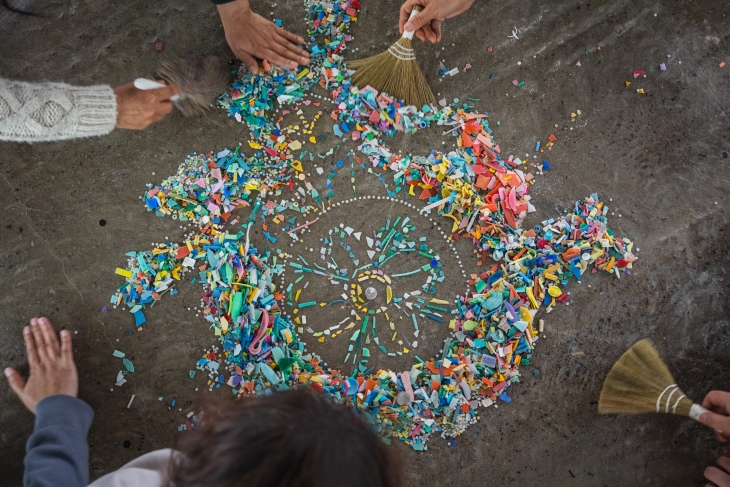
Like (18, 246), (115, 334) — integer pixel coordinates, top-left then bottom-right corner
(216, 0), (249, 13)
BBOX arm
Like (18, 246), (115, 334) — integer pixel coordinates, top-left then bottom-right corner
(0, 78), (116, 142)
(0, 78), (180, 142)
(24, 395), (94, 487)
(3, 317), (89, 487)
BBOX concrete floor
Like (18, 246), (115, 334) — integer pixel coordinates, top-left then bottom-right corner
(1, 0), (729, 485)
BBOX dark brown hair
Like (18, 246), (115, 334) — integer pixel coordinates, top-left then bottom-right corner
(1, 0), (41, 16)
(169, 388), (402, 487)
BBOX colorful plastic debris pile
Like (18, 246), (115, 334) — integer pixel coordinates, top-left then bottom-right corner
(111, 0), (638, 451)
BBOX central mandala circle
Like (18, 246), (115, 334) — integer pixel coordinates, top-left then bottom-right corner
(279, 195), (467, 372)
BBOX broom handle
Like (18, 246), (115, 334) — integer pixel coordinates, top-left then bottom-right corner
(689, 403), (709, 420)
(133, 78), (181, 101)
(401, 4), (423, 40)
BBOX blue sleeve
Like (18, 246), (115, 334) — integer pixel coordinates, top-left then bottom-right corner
(24, 395), (94, 487)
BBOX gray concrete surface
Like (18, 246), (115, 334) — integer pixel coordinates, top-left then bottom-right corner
(1, 0), (729, 485)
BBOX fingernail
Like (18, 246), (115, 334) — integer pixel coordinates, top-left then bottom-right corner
(23, 327), (30, 335)
(700, 412), (708, 422)
(4, 368), (12, 378)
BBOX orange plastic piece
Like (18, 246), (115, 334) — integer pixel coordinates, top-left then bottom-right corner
(562, 247), (581, 260)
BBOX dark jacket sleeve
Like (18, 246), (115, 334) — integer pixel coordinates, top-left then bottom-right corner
(210, 0), (235, 4)
(24, 395), (94, 487)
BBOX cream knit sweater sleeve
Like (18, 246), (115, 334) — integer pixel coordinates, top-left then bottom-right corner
(0, 78), (117, 142)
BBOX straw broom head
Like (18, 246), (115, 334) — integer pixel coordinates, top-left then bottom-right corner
(156, 57), (230, 117)
(348, 5), (436, 107)
(598, 339), (708, 420)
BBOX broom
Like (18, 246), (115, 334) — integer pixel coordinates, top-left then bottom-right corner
(134, 57), (230, 117)
(348, 5), (436, 107)
(598, 339), (709, 421)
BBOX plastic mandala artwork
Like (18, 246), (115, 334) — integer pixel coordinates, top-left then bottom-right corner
(110, 0), (638, 450)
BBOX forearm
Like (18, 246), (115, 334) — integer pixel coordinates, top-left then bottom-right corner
(0, 78), (117, 142)
(24, 395), (94, 487)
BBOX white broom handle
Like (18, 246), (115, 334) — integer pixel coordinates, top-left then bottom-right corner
(689, 403), (709, 421)
(402, 6), (421, 40)
(133, 78), (181, 101)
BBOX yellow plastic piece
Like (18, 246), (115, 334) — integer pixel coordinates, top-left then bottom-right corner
(115, 268), (132, 278)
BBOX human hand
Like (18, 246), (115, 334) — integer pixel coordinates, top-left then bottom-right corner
(399, 0), (476, 43)
(4, 317), (78, 414)
(705, 456), (730, 487)
(217, 0), (309, 74)
(699, 391), (730, 442)
(113, 82), (179, 130)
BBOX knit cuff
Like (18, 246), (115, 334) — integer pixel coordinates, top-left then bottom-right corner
(68, 84), (117, 138)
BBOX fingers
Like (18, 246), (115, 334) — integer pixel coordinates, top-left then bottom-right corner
(237, 50), (260, 74)
(718, 456), (730, 472)
(699, 410), (730, 438)
(704, 391), (730, 415)
(38, 317), (59, 360)
(274, 25), (305, 46)
(59, 329), (74, 367)
(263, 49), (299, 70)
(30, 319), (48, 362)
(706, 465), (730, 487)
(273, 33), (310, 65)
(23, 325), (40, 368)
(431, 19), (442, 42)
(150, 84), (180, 102)
(421, 21), (437, 43)
(400, 0), (424, 33)
(399, 0), (415, 34)
(404, 10), (429, 34)
(4, 368), (26, 397)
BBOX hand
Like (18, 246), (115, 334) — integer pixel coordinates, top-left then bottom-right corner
(216, 0), (309, 74)
(399, 0), (476, 43)
(113, 82), (179, 130)
(699, 391), (730, 441)
(705, 456), (730, 487)
(4, 317), (78, 414)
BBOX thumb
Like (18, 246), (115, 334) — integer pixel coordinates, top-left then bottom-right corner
(4, 368), (26, 396)
(699, 410), (730, 433)
(237, 51), (259, 75)
(404, 6), (435, 34)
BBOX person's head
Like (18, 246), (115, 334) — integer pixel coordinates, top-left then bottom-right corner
(169, 388), (402, 487)
(1, 0), (41, 16)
